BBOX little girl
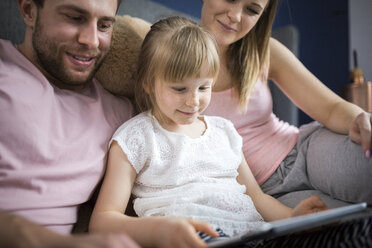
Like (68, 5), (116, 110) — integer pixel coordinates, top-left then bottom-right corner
(89, 16), (334, 248)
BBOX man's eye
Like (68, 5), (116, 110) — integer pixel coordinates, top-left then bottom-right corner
(98, 23), (113, 31)
(66, 14), (83, 22)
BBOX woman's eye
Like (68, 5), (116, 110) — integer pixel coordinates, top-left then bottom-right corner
(246, 7), (259, 15)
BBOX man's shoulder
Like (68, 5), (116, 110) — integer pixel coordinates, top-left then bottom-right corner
(0, 39), (12, 49)
(0, 39), (39, 80)
(0, 39), (18, 61)
(0, 39), (16, 62)
(93, 79), (133, 106)
(91, 79), (135, 125)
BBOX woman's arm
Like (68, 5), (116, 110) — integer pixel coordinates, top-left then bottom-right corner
(89, 141), (217, 248)
(268, 38), (371, 155)
(268, 37), (363, 133)
(237, 152), (327, 222)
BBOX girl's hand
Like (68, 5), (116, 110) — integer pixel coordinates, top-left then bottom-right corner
(349, 112), (372, 158)
(154, 217), (219, 248)
(292, 195), (328, 217)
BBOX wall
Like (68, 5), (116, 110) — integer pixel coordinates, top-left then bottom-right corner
(272, 0), (349, 124)
(3, 0), (367, 124)
(151, 0), (350, 125)
(119, 0), (199, 23)
(0, 0), (26, 44)
(349, 0), (372, 82)
(142, 0), (202, 18)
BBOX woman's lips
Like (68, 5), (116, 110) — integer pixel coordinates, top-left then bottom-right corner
(217, 20), (237, 32)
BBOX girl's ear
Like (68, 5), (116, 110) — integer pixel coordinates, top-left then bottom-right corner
(144, 78), (159, 95)
(18, 0), (38, 30)
(143, 82), (150, 95)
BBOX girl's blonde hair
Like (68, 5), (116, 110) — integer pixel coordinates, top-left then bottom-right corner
(227, 0), (278, 109)
(135, 16), (220, 117)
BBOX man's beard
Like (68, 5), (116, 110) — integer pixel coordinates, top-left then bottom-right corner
(32, 14), (107, 88)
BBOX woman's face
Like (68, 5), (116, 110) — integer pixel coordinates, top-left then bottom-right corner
(200, 0), (268, 49)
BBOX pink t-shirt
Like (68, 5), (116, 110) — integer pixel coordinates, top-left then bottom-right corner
(204, 78), (299, 185)
(0, 39), (133, 234)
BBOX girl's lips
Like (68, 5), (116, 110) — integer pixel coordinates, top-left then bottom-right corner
(217, 20), (237, 32)
(66, 52), (96, 68)
(178, 110), (198, 116)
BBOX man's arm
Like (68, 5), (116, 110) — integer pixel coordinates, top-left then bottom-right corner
(0, 210), (139, 248)
(0, 209), (63, 248)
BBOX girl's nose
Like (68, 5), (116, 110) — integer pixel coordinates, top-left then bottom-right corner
(186, 92), (199, 107)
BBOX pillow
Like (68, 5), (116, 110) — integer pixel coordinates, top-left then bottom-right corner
(96, 15), (151, 100)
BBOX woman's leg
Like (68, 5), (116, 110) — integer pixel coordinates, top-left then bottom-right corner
(262, 121), (372, 204)
(306, 125), (372, 204)
(261, 122), (322, 197)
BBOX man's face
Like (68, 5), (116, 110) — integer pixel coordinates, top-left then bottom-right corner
(31, 0), (117, 90)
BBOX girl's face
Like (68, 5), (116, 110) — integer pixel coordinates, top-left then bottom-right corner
(153, 64), (214, 129)
(200, 0), (268, 49)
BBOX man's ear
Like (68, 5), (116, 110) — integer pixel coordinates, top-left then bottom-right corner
(17, 0), (38, 29)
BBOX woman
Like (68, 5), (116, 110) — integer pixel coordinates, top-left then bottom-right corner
(90, 16), (328, 248)
(201, 0), (372, 206)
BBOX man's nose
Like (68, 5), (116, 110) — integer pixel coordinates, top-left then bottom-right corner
(77, 22), (99, 49)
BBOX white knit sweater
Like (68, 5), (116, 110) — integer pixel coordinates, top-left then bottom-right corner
(111, 111), (264, 236)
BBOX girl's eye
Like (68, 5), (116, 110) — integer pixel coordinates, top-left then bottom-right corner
(199, 86), (211, 91)
(172, 87), (186, 92)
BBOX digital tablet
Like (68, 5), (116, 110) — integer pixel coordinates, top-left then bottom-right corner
(209, 202), (367, 248)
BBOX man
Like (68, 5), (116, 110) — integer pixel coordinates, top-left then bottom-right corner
(0, 0), (138, 247)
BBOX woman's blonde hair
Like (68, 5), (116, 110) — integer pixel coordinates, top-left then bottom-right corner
(135, 16), (220, 117)
(227, 0), (278, 109)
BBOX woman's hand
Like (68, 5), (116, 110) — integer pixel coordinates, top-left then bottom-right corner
(349, 112), (372, 158)
(153, 217), (219, 248)
(292, 195), (328, 217)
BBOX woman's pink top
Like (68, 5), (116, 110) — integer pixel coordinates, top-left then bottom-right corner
(204, 78), (299, 185)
